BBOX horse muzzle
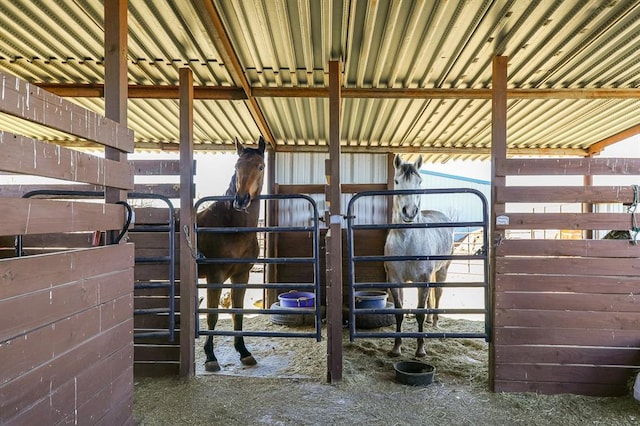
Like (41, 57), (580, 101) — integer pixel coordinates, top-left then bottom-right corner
(233, 192), (251, 211)
(401, 205), (419, 222)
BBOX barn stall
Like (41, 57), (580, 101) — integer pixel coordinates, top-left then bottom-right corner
(0, 73), (135, 423)
(2, 1), (640, 423)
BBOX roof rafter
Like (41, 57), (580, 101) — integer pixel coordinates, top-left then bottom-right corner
(588, 123), (640, 156)
(192, 0), (276, 149)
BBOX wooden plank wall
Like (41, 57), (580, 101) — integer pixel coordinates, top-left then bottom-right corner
(492, 157), (640, 396)
(0, 72), (135, 424)
(129, 161), (184, 377)
(130, 217), (182, 377)
(1, 159), (190, 377)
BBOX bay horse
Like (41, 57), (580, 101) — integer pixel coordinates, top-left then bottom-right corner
(197, 136), (266, 372)
(384, 154), (454, 358)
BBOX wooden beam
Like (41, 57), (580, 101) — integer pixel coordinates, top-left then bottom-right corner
(43, 139), (590, 157)
(265, 149), (278, 307)
(35, 83), (640, 100)
(0, 199), (125, 235)
(34, 83), (246, 100)
(498, 157), (640, 176)
(490, 55), (508, 392)
(194, 0), (276, 149)
(386, 153), (394, 224)
(103, 0), (129, 237)
(588, 123), (640, 155)
(178, 68), (196, 378)
(0, 132), (133, 189)
(326, 60), (342, 383)
(0, 73), (133, 152)
(271, 145), (588, 156)
(496, 185), (639, 204)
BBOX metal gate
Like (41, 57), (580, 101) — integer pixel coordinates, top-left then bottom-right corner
(346, 188), (491, 342)
(19, 190), (177, 341)
(194, 193), (322, 341)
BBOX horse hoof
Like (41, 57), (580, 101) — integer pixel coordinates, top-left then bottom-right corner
(240, 355), (257, 366)
(205, 361), (221, 372)
(415, 351), (427, 358)
(388, 349), (402, 357)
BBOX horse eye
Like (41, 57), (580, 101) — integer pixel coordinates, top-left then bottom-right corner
(259, 165), (265, 172)
(394, 179), (399, 185)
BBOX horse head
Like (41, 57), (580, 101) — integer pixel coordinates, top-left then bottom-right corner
(233, 136), (266, 211)
(392, 154), (423, 223)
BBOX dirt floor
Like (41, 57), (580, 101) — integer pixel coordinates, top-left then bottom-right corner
(133, 313), (639, 425)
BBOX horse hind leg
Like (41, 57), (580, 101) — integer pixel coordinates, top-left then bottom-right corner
(429, 265), (448, 328)
(428, 286), (443, 328)
(204, 282), (222, 372)
(231, 271), (257, 366)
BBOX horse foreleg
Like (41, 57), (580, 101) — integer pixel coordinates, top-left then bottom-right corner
(204, 284), (222, 372)
(415, 284), (429, 358)
(388, 285), (404, 357)
(231, 274), (257, 366)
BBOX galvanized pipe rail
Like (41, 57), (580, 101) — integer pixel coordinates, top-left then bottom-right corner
(194, 193), (322, 342)
(346, 187), (491, 342)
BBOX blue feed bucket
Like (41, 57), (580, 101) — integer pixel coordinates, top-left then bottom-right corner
(278, 291), (315, 308)
(354, 290), (388, 309)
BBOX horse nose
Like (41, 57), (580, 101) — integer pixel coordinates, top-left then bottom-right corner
(233, 192), (251, 210)
(402, 205), (418, 221)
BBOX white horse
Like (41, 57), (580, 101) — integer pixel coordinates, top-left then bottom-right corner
(384, 154), (454, 358)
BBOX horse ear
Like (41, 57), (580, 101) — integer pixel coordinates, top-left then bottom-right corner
(235, 138), (245, 156)
(394, 154), (402, 169)
(258, 136), (266, 154)
(414, 155), (423, 170)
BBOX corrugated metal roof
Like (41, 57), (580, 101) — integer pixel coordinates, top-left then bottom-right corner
(1, 0), (639, 162)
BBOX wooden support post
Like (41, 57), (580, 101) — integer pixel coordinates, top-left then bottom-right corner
(179, 68), (196, 378)
(583, 174), (594, 239)
(386, 153), (395, 223)
(326, 60), (343, 383)
(103, 0), (133, 418)
(266, 148), (278, 308)
(489, 55), (508, 391)
(104, 0), (128, 210)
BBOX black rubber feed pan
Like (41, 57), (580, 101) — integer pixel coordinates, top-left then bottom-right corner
(393, 361), (436, 386)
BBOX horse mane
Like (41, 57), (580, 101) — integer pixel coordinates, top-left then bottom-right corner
(224, 173), (238, 197)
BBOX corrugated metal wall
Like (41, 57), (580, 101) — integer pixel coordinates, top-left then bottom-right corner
(420, 170), (490, 222)
(276, 152), (388, 226)
(275, 154), (495, 231)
